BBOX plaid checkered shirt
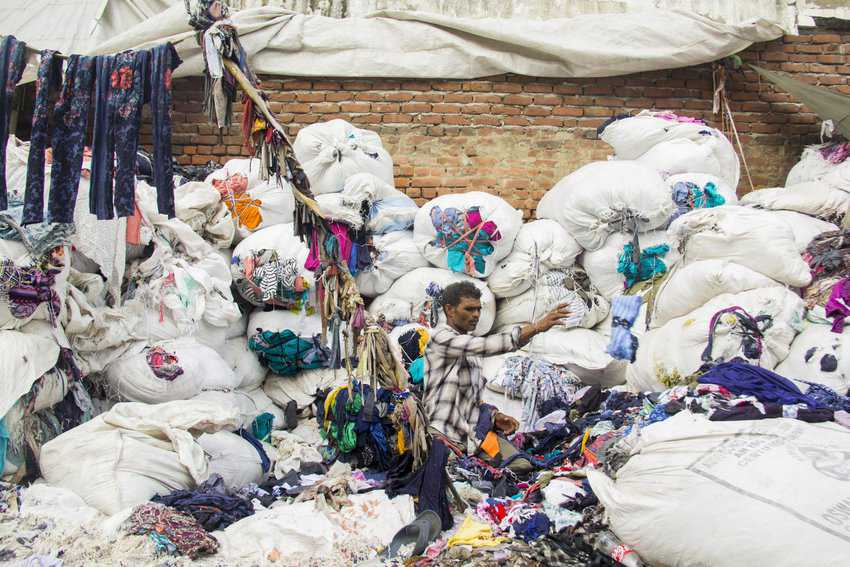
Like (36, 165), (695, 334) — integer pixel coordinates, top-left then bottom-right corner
(423, 324), (521, 452)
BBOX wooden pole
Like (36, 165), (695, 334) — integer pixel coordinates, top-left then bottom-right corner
(221, 58), (325, 218)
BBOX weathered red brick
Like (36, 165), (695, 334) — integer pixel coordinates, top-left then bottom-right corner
(503, 94), (533, 105)
(340, 102), (371, 113)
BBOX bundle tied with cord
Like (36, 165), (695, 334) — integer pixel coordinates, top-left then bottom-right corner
(355, 324), (429, 469)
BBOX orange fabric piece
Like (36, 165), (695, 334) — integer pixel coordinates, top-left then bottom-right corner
(480, 431), (500, 458)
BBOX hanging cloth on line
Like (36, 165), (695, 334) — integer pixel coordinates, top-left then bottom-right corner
(0, 35), (28, 212)
(89, 44), (182, 220)
(21, 50), (62, 225)
(47, 55), (95, 224)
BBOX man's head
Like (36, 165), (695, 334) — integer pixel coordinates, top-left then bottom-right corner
(442, 281), (482, 334)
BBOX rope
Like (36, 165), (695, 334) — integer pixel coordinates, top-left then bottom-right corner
(441, 214), (489, 275)
(713, 63), (754, 194)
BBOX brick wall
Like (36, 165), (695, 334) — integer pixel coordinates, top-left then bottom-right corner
(144, 27), (850, 218)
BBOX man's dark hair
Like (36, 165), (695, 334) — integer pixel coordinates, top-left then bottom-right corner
(442, 281), (481, 307)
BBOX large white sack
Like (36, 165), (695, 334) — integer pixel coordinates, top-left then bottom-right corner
(240, 387), (288, 430)
(414, 192), (522, 278)
(487, 219), (582, 298)
(638, 135), (740, 188)
(198, 431), (265, 490)
(819, 158), (850, 193)
(355, 231), (429, 297)
(315, 172), (416, 232)
(226, 309), (248, 339)
(123, 245), (240, 345)
(776, 323), (850, 394)
(668, 205), (812, 288)
(292, 119), (394, 195)
(628, 287), (805, 392)
(39, 400), (241, 514)
(231, 223), (315, 309)
(536, 161), (673, 251)
(191, 390), (261, 430)
(598, 111), (711, 160)
(649, 260), (781, 329)
(216, 492), (414, 562)
(221, 337), (268, 390)
(494, 268), (609, 329)
(786, 144), (836, 186)
(104, 339), (240, 404)
(264, 367), (347, 411)
(740, 181), (850, 219)
(217, 501), (341, 561)
(0, 331), (61, 419)
(205, 157), (265, 189)
(589, 412), (850, 567)
(248, 307), (323, 338)
(315, 171), (383, 228)
(524, 327), (626, 386)
(0, 241), (69, 330)
(172, 181), (235, 249)
(580, 230), (680, 299)
(769, 210), (839, 252)
(360, 174), (419, 234)
(368, 267), (496, 336)
(216, 176), (296, 242)
(208, 159), (297, 241)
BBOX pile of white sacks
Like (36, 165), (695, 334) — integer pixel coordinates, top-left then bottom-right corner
(4, 112), (850, 564)
(0, 120), (424, 562)
(365, 111), (841, 402)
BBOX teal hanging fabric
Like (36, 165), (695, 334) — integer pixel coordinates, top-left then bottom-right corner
(670, 180), (726, 225)
(249, 329), (329, 376)
(617, 243), (670, 289)
(0, 418), (7, 477)
(408, 357), (425, 384)
(252, 412), (275, 443)
(695, 182), (725, 208)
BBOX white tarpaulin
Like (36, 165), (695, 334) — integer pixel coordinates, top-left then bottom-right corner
(75, 5), (783, 80)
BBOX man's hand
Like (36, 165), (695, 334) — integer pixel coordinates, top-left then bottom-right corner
(534, 302), (572, 333)
(494, 412), (519, 435)
(516, 302), (572, 348)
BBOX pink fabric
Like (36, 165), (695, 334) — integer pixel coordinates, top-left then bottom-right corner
(329, 222), (353, 262)
(125, 202), (142, 245)
(304, 227), (320, 271)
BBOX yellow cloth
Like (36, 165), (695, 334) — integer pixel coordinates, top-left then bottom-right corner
(323, 385), (347, 431)
(446, 516), (509, 548)
(223, 193), (264, 230)
(417, 328), (430, 356)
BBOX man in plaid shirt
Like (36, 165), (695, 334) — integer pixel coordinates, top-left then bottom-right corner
(423, 281), (571, 463)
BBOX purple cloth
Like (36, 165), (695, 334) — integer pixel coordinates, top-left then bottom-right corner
(825, 278), (850, 333)
(698, 361), (824, 409)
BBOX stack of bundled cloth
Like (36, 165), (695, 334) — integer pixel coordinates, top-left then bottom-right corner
(486, 110), (847, 402)
(2, 31), (850, 563)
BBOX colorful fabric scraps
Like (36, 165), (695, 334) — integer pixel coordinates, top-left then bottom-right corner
(125, 503), (219, 558)
(249, 329), (329, 376)
(145, 346), (183, 381)
(669, 180), (725, 225)
(231, 249), (311, 310)
(617, 242), (669, 289)
(430, 206), (501, 276)
(0, 246), (64, 323)
(213, 173), (264, 230)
